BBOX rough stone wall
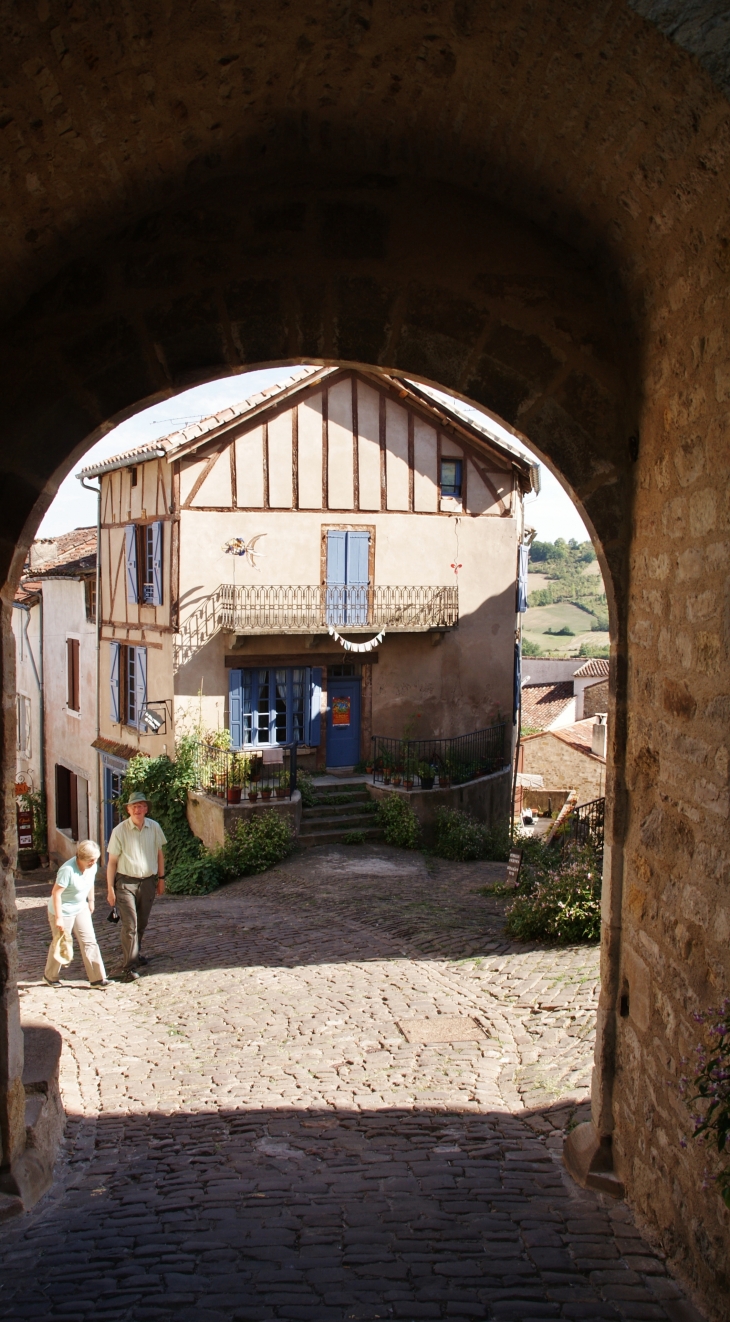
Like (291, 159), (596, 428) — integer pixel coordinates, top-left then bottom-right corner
(521, 736), (606, 806)
(583, 681), (610, 719)
(0, 0), (725, 1304)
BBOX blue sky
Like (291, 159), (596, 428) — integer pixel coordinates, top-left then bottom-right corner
(38, 368), (590, 543)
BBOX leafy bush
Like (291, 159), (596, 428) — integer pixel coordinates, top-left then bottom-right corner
(122, 738), (221, 895)
(377, 794), (421, 849)
(578, 642), (610, 659)
(681, 1000), (730, 1208)
(505, 843), (601, 944)
(521, 639), (542, 657)
(431, 807), (511, 862)
(343, 830), (365, 844)
(297, 770), (318, 808)
(213, 810), (294, 880)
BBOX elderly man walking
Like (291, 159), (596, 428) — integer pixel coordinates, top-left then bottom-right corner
(106, 791), (166, 981)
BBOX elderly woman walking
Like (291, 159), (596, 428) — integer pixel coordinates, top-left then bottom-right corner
(44, 839), (108, 988)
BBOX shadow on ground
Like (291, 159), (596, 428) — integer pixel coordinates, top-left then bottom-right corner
(0, 1099), (688, 1322)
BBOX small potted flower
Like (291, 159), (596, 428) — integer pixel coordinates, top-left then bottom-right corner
(227, 753), (245, 804)
(261, 781), (273, 801)
(275, 769), (289, 800)
(392, 766), (403, 787)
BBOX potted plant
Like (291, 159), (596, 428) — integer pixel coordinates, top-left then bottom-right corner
(261, 783), (273, 800)
(247, 786), (259, 802)
(227, 753), (245, 804)
(418, 761), (435, 790)
(275, 769), (289, 799)
(392, 764), (403, 786)
(248, 757), (262, 783)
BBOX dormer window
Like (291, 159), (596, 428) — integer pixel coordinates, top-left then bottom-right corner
(440, 459), (462, 500)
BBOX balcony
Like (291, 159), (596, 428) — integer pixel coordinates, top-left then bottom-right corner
(174, 583), (458, 670)
(221, 583), (458, 634)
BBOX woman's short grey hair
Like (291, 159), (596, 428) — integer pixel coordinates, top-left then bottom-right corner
(76, 839), (101, 863)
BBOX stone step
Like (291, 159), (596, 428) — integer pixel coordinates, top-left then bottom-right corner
(303, 797), (373, 818)
(300, 809), (377, 833)
(310, 782), (370, 797)
(298, 824), (384, 848)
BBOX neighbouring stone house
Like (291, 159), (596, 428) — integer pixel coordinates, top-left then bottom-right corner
(520, 656), (609, 732)
(79, 367), (537, 841)
(518, 716), (607, 807)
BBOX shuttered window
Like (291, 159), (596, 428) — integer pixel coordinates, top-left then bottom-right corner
(110, 642), (147, 730)
(229, 667), (319, 747)
(67, 638), (80, 712)
(325, 529), (370, 625)
(125, 521), (163, 605)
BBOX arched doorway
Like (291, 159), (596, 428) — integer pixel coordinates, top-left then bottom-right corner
(0, 3), (727, 1307)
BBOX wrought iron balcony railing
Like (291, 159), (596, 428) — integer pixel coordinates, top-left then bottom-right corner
(174, 582), (458, 669)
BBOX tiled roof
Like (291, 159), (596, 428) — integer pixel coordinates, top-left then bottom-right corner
(552, 719), (606, 760)
(92, 736), (149, 762)
(521, 682), (574, 730)
(79, 367), (327, 477)
(26, 527), (97, 575)
(573, 657), (609, 678)
(79, 365), (537, 481)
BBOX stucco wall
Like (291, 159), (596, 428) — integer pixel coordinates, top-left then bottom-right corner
(369, 767), (511, 845)
(42, 580), (98, 864)
(521, 734), (606, 806)
(11, 602), (42, 798)
(187, 789), (301, 851)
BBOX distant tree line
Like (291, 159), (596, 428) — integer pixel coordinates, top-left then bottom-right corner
(528, 537), (608, 631)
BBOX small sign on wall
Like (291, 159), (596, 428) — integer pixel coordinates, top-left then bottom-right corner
(17, 808), (33, 850)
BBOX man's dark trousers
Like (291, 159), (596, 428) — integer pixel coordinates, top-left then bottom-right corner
(115, 873), (157, 969)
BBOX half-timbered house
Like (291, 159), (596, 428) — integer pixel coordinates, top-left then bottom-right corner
(80, 367), (537, 838)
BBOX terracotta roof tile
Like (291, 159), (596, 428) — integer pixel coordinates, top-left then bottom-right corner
(521, 681), (574, 730)
(25, 527), (97, 575)
(551, 718), (606, 760)
(573, 657), (609, 678)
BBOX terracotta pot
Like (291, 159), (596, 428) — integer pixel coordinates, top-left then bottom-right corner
(248, 790), (259, 802)
(227, 786), (242, 804)
(365, 764), (373, 773)
(392, 775), (402, 786)
(275, 788), (286, 799)
(383, 774), (391, 784)
(439, 777), (450, 789)
(404, 779), (414, 790)
(261, 788), (272, 800)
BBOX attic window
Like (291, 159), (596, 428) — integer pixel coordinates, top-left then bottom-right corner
(130, 467), (138, 487)
(440, 459), (462, 499)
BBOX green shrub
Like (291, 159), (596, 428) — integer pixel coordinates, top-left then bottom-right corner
(214, 810), (294, 881)
(505, 843), (601, 944)
(377, 793), (421, 848)
(122, 738), (221, 895)
(343, 830), (365, 844)
(521, 639), (542, 657)
(297, 770), (318, 808)
(431, 807), (511, 862)
(578, 642), (610, 658)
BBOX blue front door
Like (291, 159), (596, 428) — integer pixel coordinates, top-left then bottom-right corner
(326, 678), (361, 767)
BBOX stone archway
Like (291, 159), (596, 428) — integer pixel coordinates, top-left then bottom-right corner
(0, 1), (728, 1308)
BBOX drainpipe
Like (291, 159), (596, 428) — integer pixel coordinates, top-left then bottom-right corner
(79, 476), (102, 846)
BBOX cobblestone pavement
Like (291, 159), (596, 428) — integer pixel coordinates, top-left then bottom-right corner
(2, 845), (703, 1322)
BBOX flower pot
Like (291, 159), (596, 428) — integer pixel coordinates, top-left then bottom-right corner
(261, 788), (272, 800)
(420, 776), (435, 790)
(365, 764), (373, 774)
(227, 786), (242, 804)
(404, 779), (414, 790)
(275, 787), (286, 799)
(392, 776), (402, 786)
(439, 777), (450, 789)
(248, 790), (259, 802)
(383, 774), (391, 784)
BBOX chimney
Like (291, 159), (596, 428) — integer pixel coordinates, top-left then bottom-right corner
(592, 713), (607, 758)
(28, 537), (59, 570)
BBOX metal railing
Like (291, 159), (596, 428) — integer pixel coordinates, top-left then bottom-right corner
(175, 582), (459, 669)
(191, 741), (298, 802)
(561, 796), (605, 862)
(371, 723), (507, 789)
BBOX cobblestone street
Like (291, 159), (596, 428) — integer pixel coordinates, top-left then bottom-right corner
(2, 846), (702, 1322)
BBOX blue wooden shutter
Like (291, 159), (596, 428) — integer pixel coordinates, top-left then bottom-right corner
(229, 669), (243, 748)
(346, 531), (370, 585)
(151, 521), (163, 606)
(308, 667), (322, 745)
(110, 642), (121, 723)
(326, 530), (347, 583)
(517, 543), (529, 613)
(135, 647), (147, 730)
(346, 530), (370, 625)
(125, 525), (138, 603)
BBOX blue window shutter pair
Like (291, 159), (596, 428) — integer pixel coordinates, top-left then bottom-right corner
(110, 642), (147, 728)
(228, 666), (321, 747)
(326, 530), (369, 585)
(125, 522), (163, 605)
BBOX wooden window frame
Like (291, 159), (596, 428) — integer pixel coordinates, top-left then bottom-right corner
(66, 637), (80, 713)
